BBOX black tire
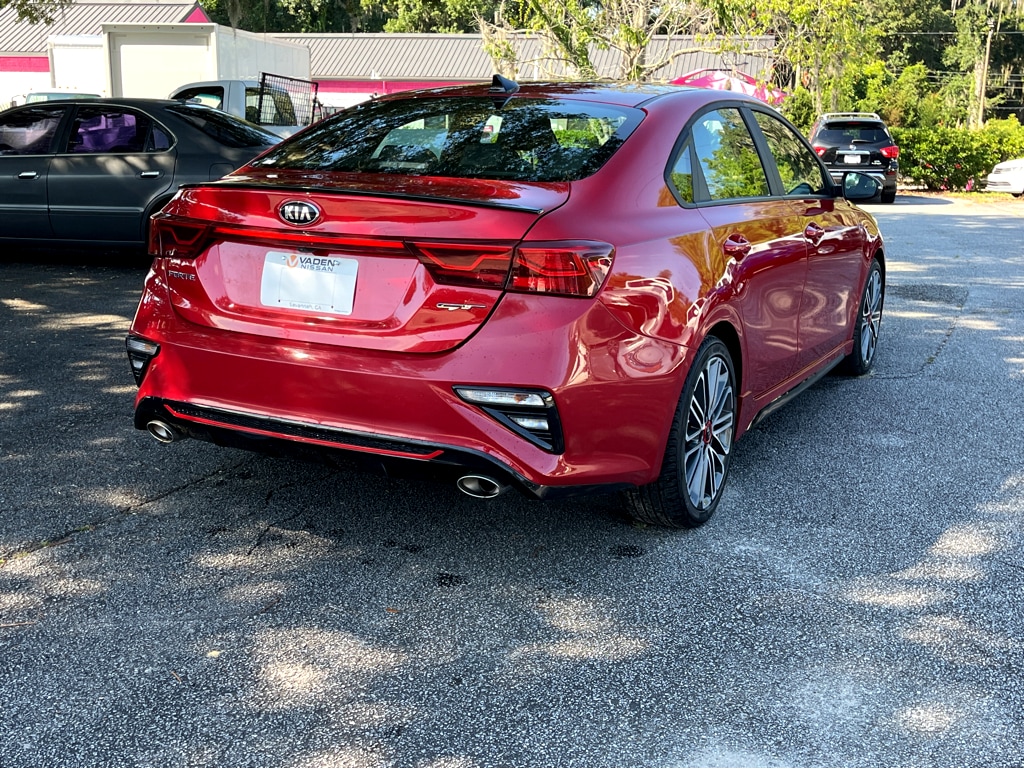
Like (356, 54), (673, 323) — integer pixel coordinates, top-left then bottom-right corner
(841, 258), (884, 375)
(623, 336), (737, 528)
(880, 189), (896, 204)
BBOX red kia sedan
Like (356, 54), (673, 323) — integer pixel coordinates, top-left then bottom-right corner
(127, 78), (884, 528)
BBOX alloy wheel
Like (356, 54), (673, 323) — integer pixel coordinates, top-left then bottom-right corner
(683, 355), (735, 511)
(859, 268), (883, 365)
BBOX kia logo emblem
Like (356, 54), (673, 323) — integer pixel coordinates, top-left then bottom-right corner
(279, 200), (321, 226)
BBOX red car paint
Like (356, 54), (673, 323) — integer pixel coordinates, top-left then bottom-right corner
(128, 81), (884, 526)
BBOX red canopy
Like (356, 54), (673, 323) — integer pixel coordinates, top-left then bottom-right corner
(672, 69), (787, 106)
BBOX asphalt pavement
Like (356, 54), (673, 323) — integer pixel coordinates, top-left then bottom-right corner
(1, 194), (1022, 767)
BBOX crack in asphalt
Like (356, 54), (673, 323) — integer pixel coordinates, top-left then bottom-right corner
(0, 459), (252, 567)
(875, 281), (968, 380)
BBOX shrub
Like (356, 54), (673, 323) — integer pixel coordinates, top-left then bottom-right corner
(779, 87), (815, 134)
(893, 117), (1024, 190)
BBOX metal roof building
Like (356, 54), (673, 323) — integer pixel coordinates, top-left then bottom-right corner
(0, 2), (774, 108)
(273, 32), (775, 86)
(0, 1), (208, 55)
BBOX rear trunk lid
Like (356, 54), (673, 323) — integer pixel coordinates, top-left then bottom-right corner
(153, 171), (570, 353)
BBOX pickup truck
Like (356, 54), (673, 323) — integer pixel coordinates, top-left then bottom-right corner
(169, 73), (318, 137)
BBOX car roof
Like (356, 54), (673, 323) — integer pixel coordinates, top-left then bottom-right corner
(373, 80), (762, 109)
(10, 97), (192, 109)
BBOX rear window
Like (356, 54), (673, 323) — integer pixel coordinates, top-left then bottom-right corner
(255, 96), (643, 182)
(165, 104), (280, 149)
(815, 123), (891, 144)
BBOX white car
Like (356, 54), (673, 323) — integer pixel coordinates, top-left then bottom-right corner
(984, 158), (1024, 195)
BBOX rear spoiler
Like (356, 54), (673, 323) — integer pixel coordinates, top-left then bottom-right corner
(182, 179), (549, 215)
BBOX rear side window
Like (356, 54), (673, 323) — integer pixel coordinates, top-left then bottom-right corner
(256, 96), (643, 182)
(66, 106), (164, 154)
(0, 105), (66, 155)
(669, 140), (695, 204)
(166, 104), (279, 149)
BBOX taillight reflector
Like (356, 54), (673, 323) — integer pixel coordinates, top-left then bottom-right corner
(880, 145), (900, 159)
(509, 241), (614, 298)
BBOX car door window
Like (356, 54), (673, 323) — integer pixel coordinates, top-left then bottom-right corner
(0, 105), (66, 155)
(692, 108), (769, 201)
(66, 106), (162, 154)
(752, 111), (830, 196)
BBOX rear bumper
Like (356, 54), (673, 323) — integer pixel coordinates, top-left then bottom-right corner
(983, 177), (1024, 194)
(129, 284), (691, 495)
(827, 167), (897, 193)
(134, 397), (630, 499)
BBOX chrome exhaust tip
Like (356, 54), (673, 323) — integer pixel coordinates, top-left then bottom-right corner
(146, 420), (183, 444)
(456, 475), (507, 499)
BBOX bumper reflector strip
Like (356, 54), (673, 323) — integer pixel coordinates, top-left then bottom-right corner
(454, 386), (563, 453)
(163, 403), (444, 460)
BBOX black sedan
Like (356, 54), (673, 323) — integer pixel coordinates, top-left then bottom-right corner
(0, 98), (279, 247)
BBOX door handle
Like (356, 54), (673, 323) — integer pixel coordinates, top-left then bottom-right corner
(723, 234), (752, 259)
(18, 171), (38, 179)
(140, 171), (161, 178)
(804, 222), (825, 244)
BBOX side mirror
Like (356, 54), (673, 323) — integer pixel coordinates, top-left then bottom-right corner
(842, 172), (881, 202)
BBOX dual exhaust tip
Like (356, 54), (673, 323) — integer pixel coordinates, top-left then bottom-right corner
(147, 419), (507, 500)
(146, 420), (184, 444)
(456, 474), (507, 499)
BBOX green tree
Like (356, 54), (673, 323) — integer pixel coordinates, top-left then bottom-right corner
(1, 0), (72, 22)
(712, 0), (878, 115)
(874, 0), (950, 72)
(481, 0), (721, 81)
(842, 60), (932, 128)
(202, 0), (388, 32)
(379, 0), (500, 32)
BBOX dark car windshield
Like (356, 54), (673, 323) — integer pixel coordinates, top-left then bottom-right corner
(254, 96), (643, 182)
(816, 123), (891, 144)
(166, 104), (280, 149)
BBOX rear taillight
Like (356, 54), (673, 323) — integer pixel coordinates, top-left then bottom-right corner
(148, 214), (211, 260)
(148, 218), (614, 299)
(880, 145), (900, 159)
(813, 145), (827, 156)
(509, 241), (614, 298)
(409, 242), (514, 288)
(410, 240), (615, 297)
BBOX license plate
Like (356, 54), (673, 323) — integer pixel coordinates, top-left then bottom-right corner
(260, 251), (358, 315)
(843, 154), (863, 164)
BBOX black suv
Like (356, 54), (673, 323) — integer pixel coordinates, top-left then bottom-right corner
(809, 112), (898, 203)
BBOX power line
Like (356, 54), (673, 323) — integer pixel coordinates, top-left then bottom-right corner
(881, 31), (1024, 35)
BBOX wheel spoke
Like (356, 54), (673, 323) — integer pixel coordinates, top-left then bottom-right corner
(710, 417), (733, 453)
(686, 394), (706, 442)
(686, 444), (708, 505)
(706, 445), (726, 499)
